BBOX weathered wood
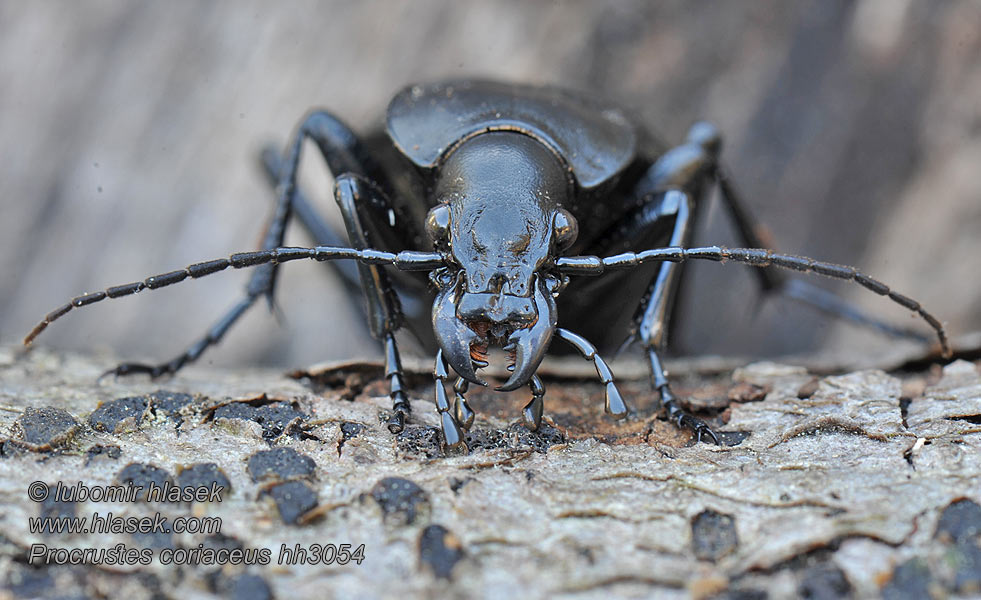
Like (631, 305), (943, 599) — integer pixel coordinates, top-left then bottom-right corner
(1, 346), (979, 598)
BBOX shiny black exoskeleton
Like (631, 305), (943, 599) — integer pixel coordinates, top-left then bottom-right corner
(26, 81), (950, 450)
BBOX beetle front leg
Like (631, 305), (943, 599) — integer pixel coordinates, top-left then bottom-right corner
(434, 351), (467, 451)
(453, 377), (476, 431)
(522, 375), (546, 431)
(104, 110), (391, 379)
(333, 174), (417, 434)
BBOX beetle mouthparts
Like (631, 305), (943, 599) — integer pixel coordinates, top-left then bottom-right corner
(494, 278), (557, 392)
(432, 285), (487, 386)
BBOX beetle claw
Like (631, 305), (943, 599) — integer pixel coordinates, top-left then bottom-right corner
(495, 278), (557, 392)
(605, 381), (628, 418)
(522, 395), (543, 430)
(433, 285), (487, 386)
(386, 410), (406, 434)
(440, 411), (468, 451)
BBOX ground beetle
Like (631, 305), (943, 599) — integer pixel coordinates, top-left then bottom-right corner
(25, 80), (950, 450)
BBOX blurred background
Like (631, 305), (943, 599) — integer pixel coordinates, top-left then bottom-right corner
(1, 0), (979, 371)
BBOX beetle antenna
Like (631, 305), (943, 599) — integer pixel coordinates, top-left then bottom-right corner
(557, 246), (951, 358)
(23, 246), (444, 346)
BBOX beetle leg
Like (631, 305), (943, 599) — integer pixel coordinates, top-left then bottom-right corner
(100, 110), (401, 379)
(102, 113), (352, 377)
(259, 145), (363, 293)
(636, 193), (720, 444)
(646, 347), (719, 445)
(333, 174), (425, 433)
(261, 134), (432, 328)
(715, 164), (930, 342)
(615, 188), (720, 444)
(522, 375), (546, 431)
(684, 121), (929, 341)
(435, 350), (467, 451)
(554, 329), (627, 418)
(453, 377), (476, 431)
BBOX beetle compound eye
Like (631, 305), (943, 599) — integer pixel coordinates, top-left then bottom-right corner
(553, 208), (578, 252)
(429, 267), (457, 290)
(542, 273), (568, 295)
(425, 204), (451, 247)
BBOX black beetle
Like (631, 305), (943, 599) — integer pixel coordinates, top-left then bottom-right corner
(25, 80), (949, 450)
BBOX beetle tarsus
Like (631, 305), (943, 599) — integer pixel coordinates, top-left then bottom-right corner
(384, 333), (411, 434)
(604, 381), (628, 418)
(439, 410), (467, 451)
(554, 328), (628, 420)
(386, 410), (406, 435)
(667, 402), (720, 446)
(435, 350), (469, 451)
(523, 375), (546, 430)
(453, 377), (475, 431)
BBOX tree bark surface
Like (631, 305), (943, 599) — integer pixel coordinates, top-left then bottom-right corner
(1, 346), (979, 599)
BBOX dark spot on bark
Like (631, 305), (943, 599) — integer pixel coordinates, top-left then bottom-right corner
(882, 558), (932, 600)
(263, 481), (319, 525)
(465, 422), (564, 453)
(798, 563), (852, 599)
(85, 444), (121, 464)
(252, 403), (307, 439)
(449, 477), (474, 494)
(148, 390), (194, 420)
(115, 463), (173, 500)
(691, 509), (738, 561)
(131, 518), (173, 549)
(213, 402), (256, 421)
(797, 377), (821, 399)
(89, 397), (149, 434)
(419, 524), (465, 579)
(340, 421), (365, 439)
(935, 498), (981, 545)
(370, 477), (429, 526)
(176, 462), (231, 498)
(247, 448), (315, 483)
(209, 572), (274, 600)
(716, 430), (751, 447)
(397, 426), (444, 460)
(13, 406), (79, 451)
(212, 397), (307, 440)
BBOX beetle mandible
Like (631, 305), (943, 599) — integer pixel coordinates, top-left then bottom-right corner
(25, 80), (950, 450)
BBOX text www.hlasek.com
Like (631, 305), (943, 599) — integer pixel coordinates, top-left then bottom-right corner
(30, 512), (220, 536)
(28, 512), (221, 534)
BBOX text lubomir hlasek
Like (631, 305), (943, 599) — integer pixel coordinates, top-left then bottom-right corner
(51, 480), (224, 503)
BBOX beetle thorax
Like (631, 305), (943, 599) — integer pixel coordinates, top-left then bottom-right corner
(436, 131), (568, 296)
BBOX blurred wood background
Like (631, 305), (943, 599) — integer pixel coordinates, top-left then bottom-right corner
(2, 0), (979, 370)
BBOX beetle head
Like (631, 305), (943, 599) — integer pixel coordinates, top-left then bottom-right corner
(428, 131), (577, 390)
